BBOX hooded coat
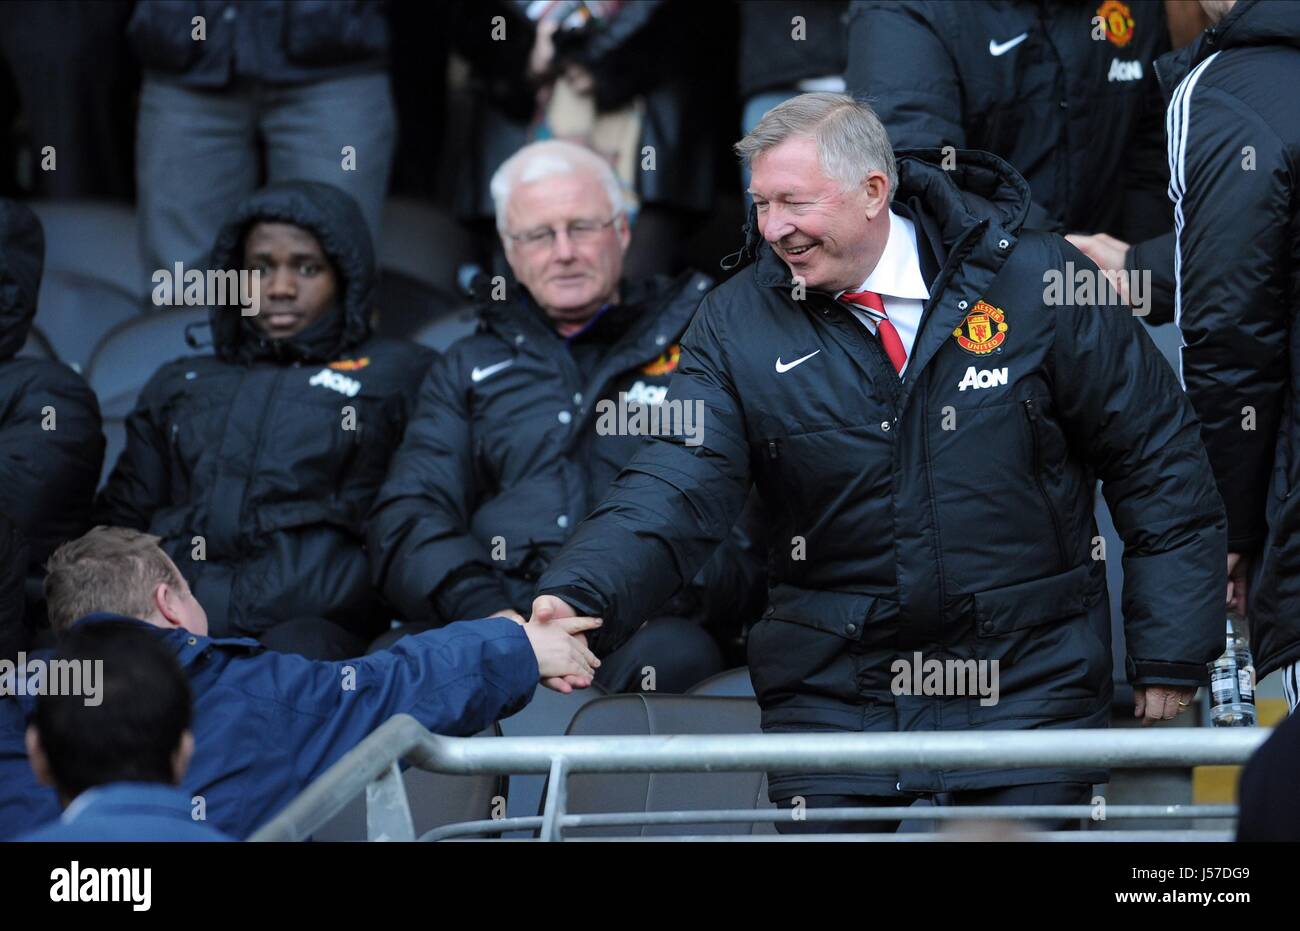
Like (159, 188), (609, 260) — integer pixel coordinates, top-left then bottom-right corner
(96, 181), (432, 639)
(538, 150), (1226, 799)
(0, 200), (104, 572)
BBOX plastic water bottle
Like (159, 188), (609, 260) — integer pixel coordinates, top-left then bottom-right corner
(1209, 613), (1256, 727)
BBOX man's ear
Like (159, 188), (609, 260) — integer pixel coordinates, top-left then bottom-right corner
(153, 582), (184, 629)
(616, 213), (632, 255)
(171, 730), (195, 785)
(26, 725), (53, 788)
(863, 171), (890, 220)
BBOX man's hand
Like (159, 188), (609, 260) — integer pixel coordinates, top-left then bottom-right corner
(1134, 685), (1197, 725)
(1065, 232), (1132, 303)
(516, 608), (601, 691)
(528, 595), (602, 693)
(1065, 232), (1130, 272)
(1227, 552), (1250, 617)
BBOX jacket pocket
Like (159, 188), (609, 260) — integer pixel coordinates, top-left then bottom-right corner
(127, 4), (204, 73)
(1022, 398), (1068, 572)
(970, 564), (1111, 718)
(747, 587), (876, 707)
(763, 584), (876, 641)
(972, 562), (1100, 637)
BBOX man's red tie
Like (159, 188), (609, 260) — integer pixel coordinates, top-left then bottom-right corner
(840, 289), (907, 374)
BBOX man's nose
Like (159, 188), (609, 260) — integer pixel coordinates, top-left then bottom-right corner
(762, 206), (795, 243)
(551, 228), (578, 261)
(266, 267), (296, 297)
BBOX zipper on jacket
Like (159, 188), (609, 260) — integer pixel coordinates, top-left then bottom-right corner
(1024, 399), (1068, 572)
(767, 438), (781, 460)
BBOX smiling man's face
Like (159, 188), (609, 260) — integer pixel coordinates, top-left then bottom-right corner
(243, 222), (339, 340)
(749, 134), (890, 294)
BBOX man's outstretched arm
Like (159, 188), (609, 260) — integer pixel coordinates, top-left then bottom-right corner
(534, 299), (755, 656)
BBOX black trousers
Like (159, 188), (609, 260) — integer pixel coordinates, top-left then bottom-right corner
(774, 782), (1094, 835)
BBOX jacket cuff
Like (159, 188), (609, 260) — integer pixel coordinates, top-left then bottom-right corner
(535, 584), (611, 652)
(1125, 232), (1176, 325)
(1227, 535), (1265, 554)
(1128, 658), (1212, 688)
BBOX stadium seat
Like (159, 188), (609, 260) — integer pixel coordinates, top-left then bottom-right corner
(373, 267), (461, 342)
(554, 694), (776, 837)
(498, 681), (607, 836)
(17, 326), (55, 361)
(87, 308), (211, 487)
(26, 200), (142, 298)
(410, 305), (479, 353)
(686, 666), (755, 697)
(86, 307), (210, 418)
(310, 726), (504, 842)
(379, 197), (475, 294)
(34, 269), (141, 373)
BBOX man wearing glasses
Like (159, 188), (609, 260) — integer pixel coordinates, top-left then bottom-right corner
(368, 140), (765, 693)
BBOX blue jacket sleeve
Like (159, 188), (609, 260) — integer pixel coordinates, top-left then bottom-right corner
(246, 618), (538, 787)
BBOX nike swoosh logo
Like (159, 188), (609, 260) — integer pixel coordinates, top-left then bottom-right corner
(775, 350), (821, 373)
(471, 359), (513, 383)
(989, 32), (1028, 56)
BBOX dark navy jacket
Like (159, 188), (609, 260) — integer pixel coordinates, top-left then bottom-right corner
(539, 150), (1226, 799)
(19, 783), (233, 842)
(0, 696), (58, 839)
(0, 613), (537, 839)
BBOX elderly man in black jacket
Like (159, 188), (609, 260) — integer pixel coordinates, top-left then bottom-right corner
(0, 200), (104, 634)
(531, 94), (1227, 831)
(1163, 0), (1300, 709)
(97, 181), (431, 659)
(369, 140), (765, 693)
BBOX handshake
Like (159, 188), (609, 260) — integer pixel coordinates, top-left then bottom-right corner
(492, 596), (601, 694)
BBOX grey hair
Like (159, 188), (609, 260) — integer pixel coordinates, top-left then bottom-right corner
(489, 140), (628, 234)
(735, 92), (898, 200)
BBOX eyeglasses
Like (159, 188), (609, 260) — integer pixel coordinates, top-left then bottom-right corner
(506, 217), (620, 252)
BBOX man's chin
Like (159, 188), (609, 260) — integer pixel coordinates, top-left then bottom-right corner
(540, 290), (602, 315)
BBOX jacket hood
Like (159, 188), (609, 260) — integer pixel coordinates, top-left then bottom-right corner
(1204, 0), (1300, 55)
(0, 200), (44, 361)
(1157, 0), (1300, 91)
(740, 147), (1031, 289)
(206, 180), (374, 364)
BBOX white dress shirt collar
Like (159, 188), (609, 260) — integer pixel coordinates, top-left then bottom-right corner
(845, 209), (930, 302)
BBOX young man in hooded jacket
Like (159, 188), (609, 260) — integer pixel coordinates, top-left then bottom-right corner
(97, 180), (432, 659)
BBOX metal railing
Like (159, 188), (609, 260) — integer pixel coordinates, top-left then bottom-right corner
(248, 715), (1266, 842)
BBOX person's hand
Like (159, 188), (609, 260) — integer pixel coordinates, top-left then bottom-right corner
(1226, 552), (1250, 617)
(489, 608), (526, 624)
(1065, 232), (1130, 272)
(520, 608), (601, 690)
(530, 595), (601, 693)
(1065, 232), (1132, 303)
(1134, 685), (1197, 725)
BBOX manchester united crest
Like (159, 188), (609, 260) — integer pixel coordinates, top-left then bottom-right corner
(1096, 0), (1135, 48)
(642, 344), (680, 376)
(952, 301), (1008, 355)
